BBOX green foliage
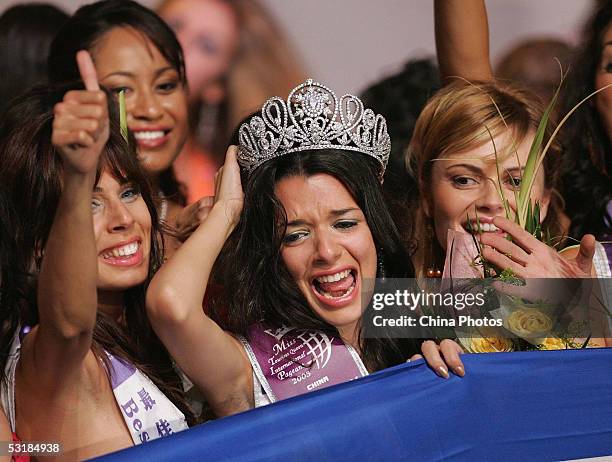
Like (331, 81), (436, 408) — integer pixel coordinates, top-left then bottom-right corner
(119, 89), (128, 145)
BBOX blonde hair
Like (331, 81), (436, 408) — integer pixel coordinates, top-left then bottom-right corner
(405, 80), (563, 277)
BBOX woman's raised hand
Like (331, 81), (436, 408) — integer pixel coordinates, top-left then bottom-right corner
(51, 50), (109, 176)
(478, 216), (595, 278)
(213, 145), (244, 229)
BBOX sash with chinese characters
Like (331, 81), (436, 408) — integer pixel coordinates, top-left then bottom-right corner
(107, 353), (188, 445)
(240, 324), (368, 403)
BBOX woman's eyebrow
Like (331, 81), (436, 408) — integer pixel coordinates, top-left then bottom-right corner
(444, 163), (484, 174)
(155, 66), (177, 79)
(502, 166), (526, 174)
(285, 208), (359, 227)
(100, 70), (135, 80)
(100, 67), (175, 81)
(286, 218), (309, 227)
(329, 208), (359, 218)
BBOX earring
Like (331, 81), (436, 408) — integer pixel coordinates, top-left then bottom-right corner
(425, 220), (442, 278)
(377, 248), (386, 281)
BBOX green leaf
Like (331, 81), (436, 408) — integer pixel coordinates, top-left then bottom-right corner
(517, 71), (564, 224)
(119, 89), (128, 145)
(523, 82), (612, 230)
(526, 201), (534, 234)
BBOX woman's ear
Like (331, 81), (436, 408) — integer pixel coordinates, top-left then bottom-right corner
(420, 186), (431, 218)
(539, 189), (552, 222)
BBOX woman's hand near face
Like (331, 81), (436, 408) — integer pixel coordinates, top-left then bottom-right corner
(212, 145), (244, 231)
(52, 51), (109, 177)
(479, 216), (595, 278)
(409, 339), (465, 378)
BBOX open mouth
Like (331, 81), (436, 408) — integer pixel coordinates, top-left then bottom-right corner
(463, 220), (502, 234)
(100, 240), (143, 266)
(312, 269), (357, 302)
(133, 130), (171, 149)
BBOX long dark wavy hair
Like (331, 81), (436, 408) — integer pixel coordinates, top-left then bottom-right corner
(0, 187), (26, 382)
(0, 3), (68, 117)
(0, 83), (195, 425)
(211, 150), (419, 372)
(559, 1), (612, 240)
(48, 0), (187, 206)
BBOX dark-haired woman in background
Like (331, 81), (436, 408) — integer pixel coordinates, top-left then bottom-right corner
(559, 1), (612, 244)
(360, 57), (441, 252)
(48, 0), (207, 247)
(0, 53), (193, 460)
(0, 3), (68, 116)
(146, 80), (464, 418)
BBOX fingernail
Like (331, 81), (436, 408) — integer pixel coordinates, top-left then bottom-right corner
(454, 366), (465, 377)
(438, 366), (449, 379)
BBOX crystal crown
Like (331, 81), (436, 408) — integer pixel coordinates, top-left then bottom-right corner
(237, 79), (390, 181)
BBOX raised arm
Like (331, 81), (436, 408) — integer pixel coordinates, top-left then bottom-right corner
(434, 0), (493, 84)
(24, 51), (109, 387)
(146, 147), (253, 416)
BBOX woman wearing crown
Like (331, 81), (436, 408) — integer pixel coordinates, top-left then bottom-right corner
(146, 79), (465, 416)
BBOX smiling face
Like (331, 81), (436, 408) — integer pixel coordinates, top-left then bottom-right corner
(160, 0), (239, 105)
(427, 129), (550, 249)
(92, 26), (188, 175)
(93, 170), (151, 292)
(275, 174), (377, 340)
(595, 23), (612, 140)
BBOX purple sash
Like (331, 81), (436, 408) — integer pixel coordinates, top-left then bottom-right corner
(240, 324), (368, 403)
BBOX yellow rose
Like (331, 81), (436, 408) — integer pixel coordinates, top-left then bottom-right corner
(538, 337), (567, 350)
(469, 336), (514, 353)
(505, 308), (552, 338)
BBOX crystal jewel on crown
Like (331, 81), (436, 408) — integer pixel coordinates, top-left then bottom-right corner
(237, 79), (391, 181)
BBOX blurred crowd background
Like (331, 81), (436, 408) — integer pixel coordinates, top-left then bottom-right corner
(0, 0), (595, 94)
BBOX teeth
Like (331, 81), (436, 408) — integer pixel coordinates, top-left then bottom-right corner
(316, 269), (351, 283)
(320, 284), (355, 300)
(467, 222), (499, 233)
(134, 131), (164, 140)
(103, 242), (139, 259)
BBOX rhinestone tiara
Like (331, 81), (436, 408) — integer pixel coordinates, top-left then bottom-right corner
(237, 79), (391, 181)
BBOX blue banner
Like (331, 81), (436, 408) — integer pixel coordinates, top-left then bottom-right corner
(93, 348), (612, 462)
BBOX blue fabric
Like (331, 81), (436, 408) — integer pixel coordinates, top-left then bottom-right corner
(93, 348), (612, 462)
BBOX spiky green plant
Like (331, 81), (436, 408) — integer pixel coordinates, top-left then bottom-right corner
(119, 89), (128, 144)
(515, 79), (612, 235)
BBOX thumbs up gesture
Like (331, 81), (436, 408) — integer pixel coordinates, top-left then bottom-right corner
(52, 50), (109, 175)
